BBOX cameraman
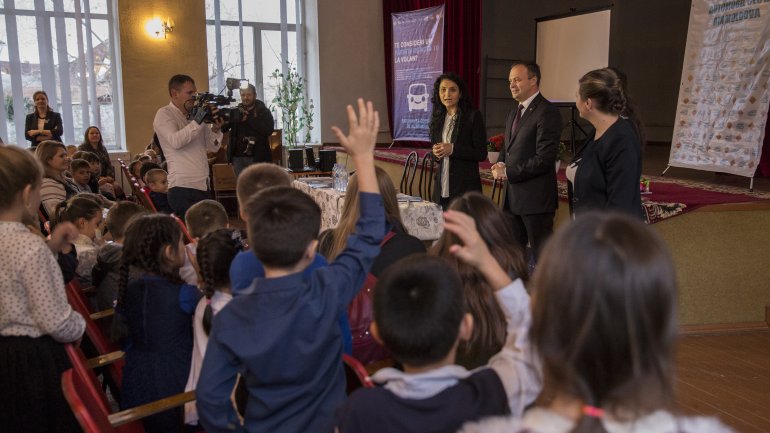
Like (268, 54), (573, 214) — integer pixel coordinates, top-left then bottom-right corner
(153, 74), (223, 218)
(223, 84), (274, 176)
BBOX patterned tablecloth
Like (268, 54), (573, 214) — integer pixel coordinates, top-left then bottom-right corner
(293, 180), (444, 241)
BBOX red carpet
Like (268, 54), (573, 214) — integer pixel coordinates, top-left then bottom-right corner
(329, 146), (770, 224)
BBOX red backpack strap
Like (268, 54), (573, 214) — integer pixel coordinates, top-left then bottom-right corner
(380, 230), (396, 246)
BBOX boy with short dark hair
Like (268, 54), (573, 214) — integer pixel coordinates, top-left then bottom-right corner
(334, 211), (541, 433)
(144, 168), (173, 213)
(69, 158), (92, 193)
(179, 199), (229, 285)
(196, 99), (383, 433)
(228, 162), (353, 355)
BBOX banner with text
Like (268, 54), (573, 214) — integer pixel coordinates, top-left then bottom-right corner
(391, 5), (444, 142)
(669, 0), (770, 177)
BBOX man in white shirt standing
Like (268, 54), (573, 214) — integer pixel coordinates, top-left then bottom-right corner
(153, 74), (224, 218)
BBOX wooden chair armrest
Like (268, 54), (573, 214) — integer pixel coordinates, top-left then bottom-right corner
(108, 390), (196, 427)
(90, 308), (114, 321)
(86, 350), (124, 369)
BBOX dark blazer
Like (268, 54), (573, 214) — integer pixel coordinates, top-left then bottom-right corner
(430, 108), (487, 203)
(498, 93), (562, 215)
(567, 117), (644, 219)
(224, 99), (275, 163)
(25, 111), (63, 147)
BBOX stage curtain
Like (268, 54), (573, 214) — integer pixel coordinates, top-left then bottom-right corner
(382, 0), (482, 147)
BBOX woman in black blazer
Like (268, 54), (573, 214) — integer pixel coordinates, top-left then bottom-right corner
(566, 67), (645, 220)
(25, 90), (63, 148)
(428, 72), (487, 209)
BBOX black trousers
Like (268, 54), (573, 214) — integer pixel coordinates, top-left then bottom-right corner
(168, 186), (210, 220)
(508, 211), (555, 263)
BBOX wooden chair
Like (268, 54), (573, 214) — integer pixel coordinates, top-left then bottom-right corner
(269, 129), (283, 165)
(343, 353), (374, 395)
(417, 153), (436, 201)
(62, 366), (195, 433)
(212, 163), (238, 203)
(65, 281), (124, 387)
(171, 214), (195, 244)
(490, 177), (507, 208)
(399, 151), (419, 196)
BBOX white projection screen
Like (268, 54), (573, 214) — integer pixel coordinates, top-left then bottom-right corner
(536, 10), (611, 102)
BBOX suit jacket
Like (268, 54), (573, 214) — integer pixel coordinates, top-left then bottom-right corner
(223, 99), (275, 163)
(567, 117), (644, 219)
(430, 108), (487, 203)
(499, 93), (562, 215)
(25, 111), (63, 147)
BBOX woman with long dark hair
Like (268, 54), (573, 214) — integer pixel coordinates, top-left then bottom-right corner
(25, 90), (63, 149)
(566, 67), (645, 219)
(428, 72), (487, 209)
(35, 140), (77, 217)
(78, 126), (116, 179)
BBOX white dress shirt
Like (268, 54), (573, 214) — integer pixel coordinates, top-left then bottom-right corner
(153, 102), (223, 191)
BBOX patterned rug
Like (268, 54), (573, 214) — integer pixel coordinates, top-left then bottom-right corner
(330, 147), (770, 224)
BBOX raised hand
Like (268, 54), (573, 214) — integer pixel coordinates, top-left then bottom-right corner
(331, 98), (379, 159)
(443, 210), (512, 290)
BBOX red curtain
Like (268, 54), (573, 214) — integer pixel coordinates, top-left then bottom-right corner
(382, 0), (482, 146)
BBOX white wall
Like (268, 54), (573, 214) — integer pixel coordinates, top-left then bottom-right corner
(315, 0), (391, 144)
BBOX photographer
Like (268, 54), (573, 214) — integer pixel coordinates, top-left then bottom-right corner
(153, 74), (223, 218)
(223, 84), (275, 176)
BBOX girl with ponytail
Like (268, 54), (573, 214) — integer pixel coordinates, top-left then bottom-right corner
(565, 67), (645, 219)
(115, 213), (200, 433)
(460, 213), (734, 433)
(183, 228), (244, 426)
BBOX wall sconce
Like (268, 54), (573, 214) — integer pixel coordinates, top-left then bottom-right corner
(145, 17), (174, 39)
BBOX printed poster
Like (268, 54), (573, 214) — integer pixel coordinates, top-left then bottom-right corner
(391, 5), (445, 142)
(669, 0), (770, 177)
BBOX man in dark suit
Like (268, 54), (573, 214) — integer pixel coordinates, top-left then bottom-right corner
(492, 61), (562, 261)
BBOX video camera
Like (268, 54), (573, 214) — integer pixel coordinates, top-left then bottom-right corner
(186, 78), (251, 124)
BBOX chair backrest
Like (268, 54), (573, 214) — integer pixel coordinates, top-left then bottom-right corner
(62, 369), (119, 433)
(490, 177), (506, 208)
(342, 353), (374, 395)
(136, 185), (157, 213)
(65, 281), (124, 385)
(171, 213), (194, 244)
(400, 151), (419, 195)
(418, 153), (436, 200)
(64, 343), (112, 415)
(212, 163), (237, 192)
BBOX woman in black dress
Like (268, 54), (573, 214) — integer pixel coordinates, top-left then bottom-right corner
(25, 90), (63, 149)
(428, 73), (487, 210)
(566, 67), (645, 219)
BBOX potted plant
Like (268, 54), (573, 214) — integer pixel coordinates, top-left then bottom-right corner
(486, 134), (503, 163)
(271, 63), (315, 170)
(556, 141), (568, 172)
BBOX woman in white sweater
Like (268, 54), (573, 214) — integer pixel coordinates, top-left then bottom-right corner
(461, 212), (734, 433)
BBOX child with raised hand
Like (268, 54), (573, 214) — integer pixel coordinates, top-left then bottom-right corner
(184, 228), (244, 426)
(460, 213), (735, 433)
(116, 214), (201, 433)
(431, 191), (529, 369)
(196, 99), (384, 433)
(0, 145), (85, 433)
(334, 209), (540, 433)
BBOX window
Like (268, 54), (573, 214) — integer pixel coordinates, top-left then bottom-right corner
(206, 0), (302, 131)
(0, 0), (122, 149)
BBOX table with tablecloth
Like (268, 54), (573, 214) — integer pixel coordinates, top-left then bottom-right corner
(292, 180), (443, 241)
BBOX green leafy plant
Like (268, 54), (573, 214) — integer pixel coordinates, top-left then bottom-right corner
(557, 141), (568, 161)
(270, 63), (314, 148)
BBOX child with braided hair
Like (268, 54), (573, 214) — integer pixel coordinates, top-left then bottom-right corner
(116, 214), (201, 433)
(183, 228), (244, 426)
